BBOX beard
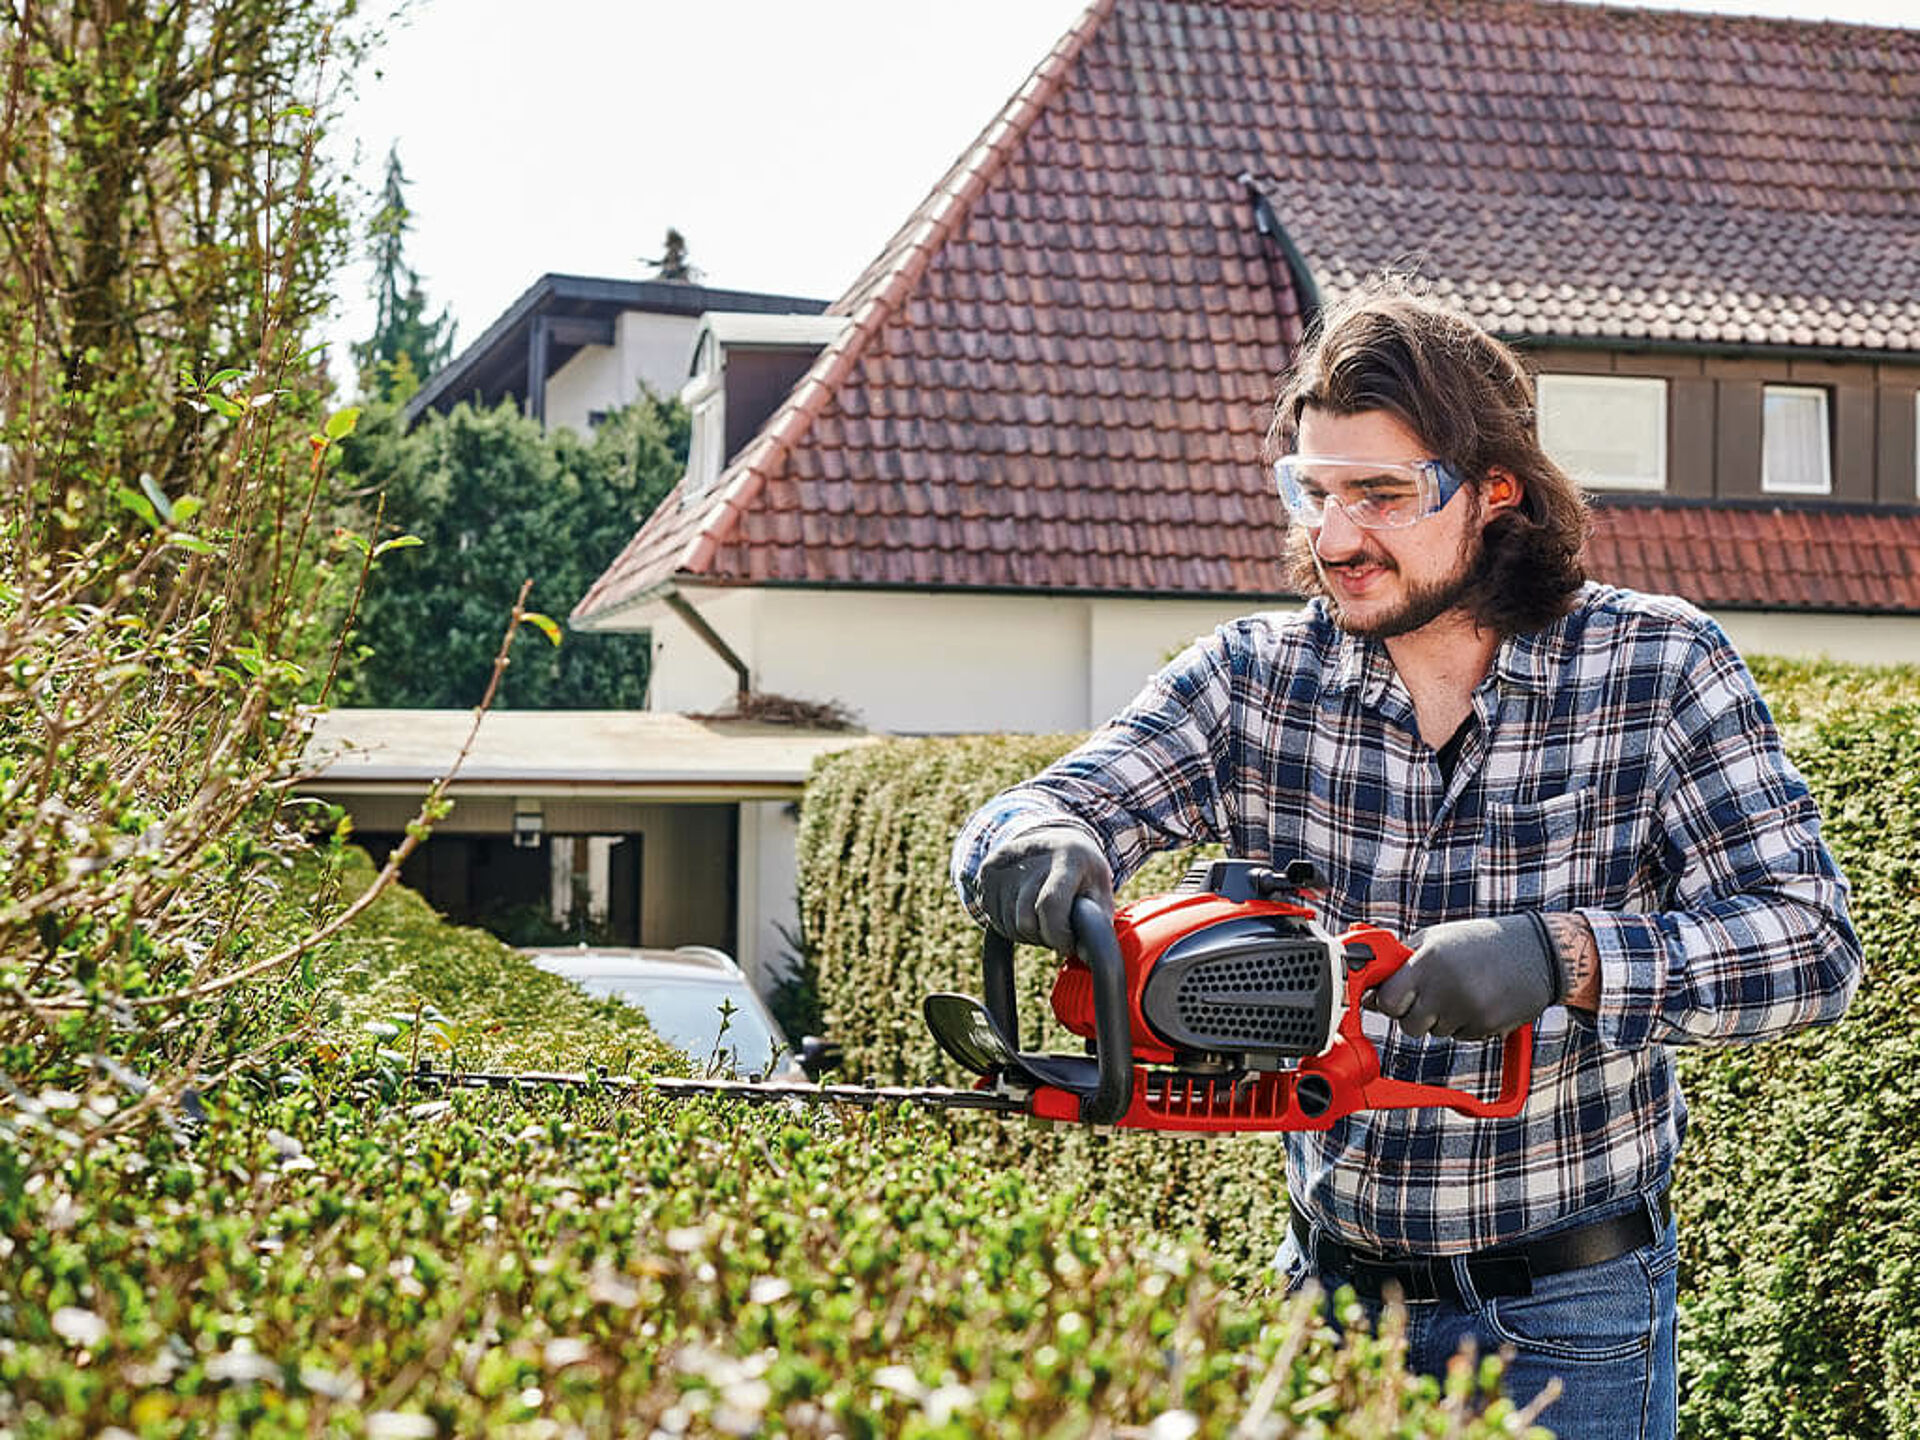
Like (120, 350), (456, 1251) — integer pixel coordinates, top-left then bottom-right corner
(1283, 524), (1484, 639)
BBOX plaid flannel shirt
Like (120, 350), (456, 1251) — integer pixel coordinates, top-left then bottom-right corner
(951, 583), (1862, 1255)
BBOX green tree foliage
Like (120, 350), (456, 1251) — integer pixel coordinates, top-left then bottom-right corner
(794, 662), (1920, 1439)
(338, 395), (687, 708)
(0, 0), (363, 567)
(351, 144), (454, 403)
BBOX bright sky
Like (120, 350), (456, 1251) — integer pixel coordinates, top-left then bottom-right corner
(322, 0), (1915, 386)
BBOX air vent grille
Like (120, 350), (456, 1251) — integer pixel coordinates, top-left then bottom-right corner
(1173, 943), (1326, 1051)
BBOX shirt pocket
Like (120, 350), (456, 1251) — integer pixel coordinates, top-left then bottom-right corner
(1475, 787), (1601, 914)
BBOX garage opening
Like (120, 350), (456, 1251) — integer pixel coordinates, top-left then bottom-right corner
(355, 832), (643, 945)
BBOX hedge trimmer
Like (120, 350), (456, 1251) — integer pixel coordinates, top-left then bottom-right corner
(413, 859), (1531, 1131)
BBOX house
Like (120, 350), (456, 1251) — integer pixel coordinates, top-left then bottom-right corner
(573, 0), (1920, 749)
(307, 271), (842, 983)
(329, 0), (1920, 987)
(404, 271), (828, 434)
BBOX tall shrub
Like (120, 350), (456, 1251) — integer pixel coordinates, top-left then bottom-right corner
(1671, 661), (1920, 1439)
(1, 1), (365, 569)
(0, 3), (426, 1101)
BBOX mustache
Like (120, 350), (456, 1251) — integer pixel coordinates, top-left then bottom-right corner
(1316, 549), (1396, 571)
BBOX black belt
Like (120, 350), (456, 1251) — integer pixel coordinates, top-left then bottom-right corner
(1291, 1189), (1670, 1302)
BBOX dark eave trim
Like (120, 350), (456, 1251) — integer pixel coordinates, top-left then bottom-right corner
(1505, 330), (1920, 369)
(1238, 173), (1323, 324)
(403, 272), (829, 428)
(1590, 494), (1920, 519)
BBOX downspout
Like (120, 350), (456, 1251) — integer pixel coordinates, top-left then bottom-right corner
(1237, 173), (1323, 329)
(663, 589), (750, 702)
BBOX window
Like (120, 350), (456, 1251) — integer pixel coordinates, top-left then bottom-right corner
(1762, 385), (1831, 495)
(1536, 375), (1667, 491)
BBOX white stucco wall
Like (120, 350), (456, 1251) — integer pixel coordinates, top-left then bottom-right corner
(542, 311), (703, 434)
(1711, 610), (1920, 667)
(738, 798), (801, 997)
(545, 346), (621, 434)
(641, 588), (1283, 734)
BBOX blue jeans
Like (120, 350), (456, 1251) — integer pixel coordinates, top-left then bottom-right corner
(1277, 1197), (1678, 1440)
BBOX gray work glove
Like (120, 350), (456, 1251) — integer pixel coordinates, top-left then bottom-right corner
(976, 824), (1115, 954)
(1368, 913), (1561, 1040)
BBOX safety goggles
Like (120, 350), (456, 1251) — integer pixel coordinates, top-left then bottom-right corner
(1270, 455), (1466, 531)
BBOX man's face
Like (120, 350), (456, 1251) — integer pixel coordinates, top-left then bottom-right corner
(1290, 407), (1482, 640)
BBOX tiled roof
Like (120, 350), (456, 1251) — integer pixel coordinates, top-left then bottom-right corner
(575, 0), (1920, 626)
(1247, 1), (1920, 350)
(1586, 503), (1920, 615)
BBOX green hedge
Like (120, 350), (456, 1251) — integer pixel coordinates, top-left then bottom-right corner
(2, 850), (1534, 1437)
(305, 846), (685, 1076)
(1671, 659), (1920, 1439)
(795, 659), (1920, 1440)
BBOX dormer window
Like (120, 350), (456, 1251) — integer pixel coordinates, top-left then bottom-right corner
(679, 313), (850, 505)
(1762, 385), (1832, 496)
(1536, 374), (1668, 492)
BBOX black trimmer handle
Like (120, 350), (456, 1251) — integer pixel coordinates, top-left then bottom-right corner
(980, 895), (1134, 1125)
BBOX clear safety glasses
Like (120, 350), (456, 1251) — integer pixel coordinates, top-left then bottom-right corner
(1271, 455), (1466, 531)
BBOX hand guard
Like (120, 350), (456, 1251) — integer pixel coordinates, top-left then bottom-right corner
(1368, 912), (1562, 1039)
(976, 824), (1115, 954)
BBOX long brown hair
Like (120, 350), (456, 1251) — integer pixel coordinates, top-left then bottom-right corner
(1266, 282), (1591, 636)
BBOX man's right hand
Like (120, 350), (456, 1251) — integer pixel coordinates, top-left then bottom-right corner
(977, 825), (1115, 954)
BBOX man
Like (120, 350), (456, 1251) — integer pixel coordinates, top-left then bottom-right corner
(949, 286), (1862, 1438)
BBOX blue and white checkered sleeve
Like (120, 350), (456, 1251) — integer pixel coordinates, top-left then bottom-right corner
(1583, 630), (1863, 1050)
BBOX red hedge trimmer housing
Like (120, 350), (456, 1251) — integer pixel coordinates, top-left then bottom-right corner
(925, 859), (1531, 1131)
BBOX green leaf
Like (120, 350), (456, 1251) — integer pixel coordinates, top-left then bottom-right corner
(204, 368), (247, 390)
(205, 394), (244, 420)
(523, 611), (564, 647)
(372, 534), (424, 558)
(165, 532), (218, 555)
(325, 406), (362, 441)
(113, 487), (158, 529)
(137, 474), (174, 525)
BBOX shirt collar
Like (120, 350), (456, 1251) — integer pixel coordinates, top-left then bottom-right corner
(1323, 627), (1407, 718)
(1493, 583), (1597, 694)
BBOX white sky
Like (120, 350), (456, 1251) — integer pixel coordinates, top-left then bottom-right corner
(322, 0), (1916, 387)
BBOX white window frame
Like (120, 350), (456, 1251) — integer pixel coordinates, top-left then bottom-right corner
(1761, 384), (1832, 496)
(1535, 373), (1668, 492)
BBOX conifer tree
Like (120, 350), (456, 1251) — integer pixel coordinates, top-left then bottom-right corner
(354, 144), (455, 401)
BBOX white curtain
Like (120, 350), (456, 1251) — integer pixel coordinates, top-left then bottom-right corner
(1763, 389), (1830, 494)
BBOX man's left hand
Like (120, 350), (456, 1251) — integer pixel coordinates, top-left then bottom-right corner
(1368, 914), (1562, 1039)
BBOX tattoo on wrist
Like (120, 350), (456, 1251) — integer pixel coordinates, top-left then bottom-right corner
(1541, 912), (1598, 1006)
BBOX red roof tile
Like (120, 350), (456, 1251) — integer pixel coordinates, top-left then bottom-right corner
(575, 0), (1920, 627)
(1587, 503), (1920, 615)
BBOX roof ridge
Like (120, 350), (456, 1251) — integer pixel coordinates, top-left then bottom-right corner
(674, 0), (1118, 578)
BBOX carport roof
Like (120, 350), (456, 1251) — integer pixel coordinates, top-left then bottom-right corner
(298, 710), (872, 801)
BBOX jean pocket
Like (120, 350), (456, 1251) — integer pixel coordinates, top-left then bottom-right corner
(1484, 1245), (1656, 1364)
